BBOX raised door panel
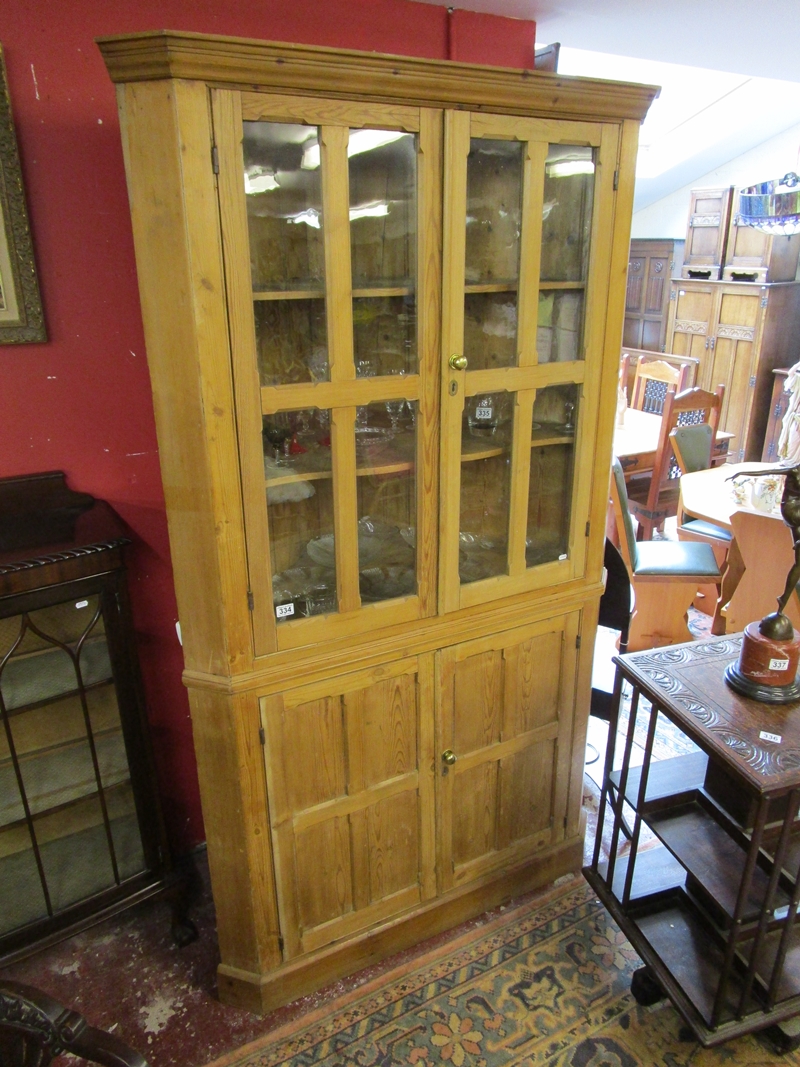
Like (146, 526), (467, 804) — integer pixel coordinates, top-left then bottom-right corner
(666, 281), (716, 376)
(437, 613), (579, 891)
(261, 656), (435, 958)
(439, 112), (619, 614)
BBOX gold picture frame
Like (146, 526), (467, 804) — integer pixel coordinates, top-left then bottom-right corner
(0, 43), (45, 344)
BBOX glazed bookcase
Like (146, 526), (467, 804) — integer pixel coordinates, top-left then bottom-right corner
(99, 30), (655, 1012)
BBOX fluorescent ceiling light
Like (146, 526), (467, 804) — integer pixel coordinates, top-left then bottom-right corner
(288, 209), (321, 229)
(244, 168), (280, 195)
(349, 201), (390, 221)
(547, 160), (595, 177)
(301, 130), (409, 170)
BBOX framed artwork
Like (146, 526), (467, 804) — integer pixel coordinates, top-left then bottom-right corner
(0, 43), (45, 343)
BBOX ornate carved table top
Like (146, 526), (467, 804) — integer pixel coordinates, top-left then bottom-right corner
(614, 634), (800, 797)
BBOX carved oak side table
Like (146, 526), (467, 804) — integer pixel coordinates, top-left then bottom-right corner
(584, 632), (800, 1046)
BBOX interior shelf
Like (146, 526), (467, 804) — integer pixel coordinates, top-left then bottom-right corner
(253, 284), (414, 301)
(609, 750), (708, 812)
(648, 801), (790, 926)
(597, 845), (686, 908)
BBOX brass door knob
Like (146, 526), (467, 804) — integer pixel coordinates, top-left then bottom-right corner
(442, 749), (457, 765)
(449, 354), (468, 371)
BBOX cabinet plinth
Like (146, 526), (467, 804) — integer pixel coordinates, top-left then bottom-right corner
(585, 634), (800, 1046)
(99, 29), (655, 1011)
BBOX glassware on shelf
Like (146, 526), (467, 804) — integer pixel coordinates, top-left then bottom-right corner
(466, 393), (510, 439)
(263, 413), (292, 464)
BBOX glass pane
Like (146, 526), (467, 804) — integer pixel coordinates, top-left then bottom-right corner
(243, 121), (328, 385)
(536, 290), (584, 364)
(464, 292), (518, 371)
(460, 392), (513, 584)
(350, 130), (418, 376)
(353, 296), (416, 377)
(265, 409), (337, 621)
(540, 146), (594, 282)
(464, 139), (522, 372)
(356, 402), (417, 604)
(465, 139), (523, 286)
(526, 384), (578, 567)
(537, 145), (594, 366)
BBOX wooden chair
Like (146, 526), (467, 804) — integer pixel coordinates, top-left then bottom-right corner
(626, 383), (725, 541)
(671, 422), (732, 615)
(630, 358), (682, 414)
(609, 457), (721, 652)
(621, 347), (699, 405)
(0, 980), (148, 1067)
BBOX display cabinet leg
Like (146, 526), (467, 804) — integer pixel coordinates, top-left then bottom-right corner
(630, 966), (665, 1006)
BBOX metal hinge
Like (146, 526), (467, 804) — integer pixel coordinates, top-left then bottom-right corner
(761, 294), (769, 307)
(750, 375), (757, 388)
(585, 520), (590, 537)
(259, 727), (266, 745)
(278, 936), (284, 953)
(564, 815), (569, 830)
(613, 169), (619, 191)
(247, 589), (255, 611)
(670, 289), (676, 300)
(211, 145), (220, 174)
(576, 634), (582, 650)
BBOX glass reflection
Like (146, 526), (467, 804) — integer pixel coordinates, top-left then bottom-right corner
(243, 121), (328, 386)
(460, 392), (513, 584)
(266, 408), (337, 621)
(526, 384), (578, 567)
(536, 291), (584, 364)
(540, 146), (594, 283)
(465, 140), (523, 285)
(353, 296), (416, 377)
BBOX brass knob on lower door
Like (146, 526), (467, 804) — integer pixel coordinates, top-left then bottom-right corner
(442, 749), (457, 765)
(449, 354), (468, 371)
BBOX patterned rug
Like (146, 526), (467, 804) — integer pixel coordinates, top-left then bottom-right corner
(203, 876), (794, 1067)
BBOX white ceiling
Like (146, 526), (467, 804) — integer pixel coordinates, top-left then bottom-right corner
(418, 0), (800, 212)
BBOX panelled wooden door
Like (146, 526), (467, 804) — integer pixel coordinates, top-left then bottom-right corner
(260, 655), (436, 958)
(704, 286), (763, 461)
(439, 112), (619, 614)
(213, 89), (442, 657)
(436, 613), (580, 890)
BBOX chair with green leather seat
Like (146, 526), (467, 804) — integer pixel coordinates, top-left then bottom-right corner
(609, 457), (721, 651)
(671, 422), (732, 616)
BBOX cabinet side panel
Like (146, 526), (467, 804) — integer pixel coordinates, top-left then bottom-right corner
(188, 687), (281, 974)
(116, 80), (252, 676)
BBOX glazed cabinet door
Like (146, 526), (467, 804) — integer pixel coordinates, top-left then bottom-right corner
(439, 112), (619, 613)
(436, 612), (580, 890)
(213, 90), (441, 656)
(260, 655), (436, 958)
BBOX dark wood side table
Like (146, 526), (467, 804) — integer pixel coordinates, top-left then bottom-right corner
(584, 632), (800, 1046)
(0, 472), (196, 965)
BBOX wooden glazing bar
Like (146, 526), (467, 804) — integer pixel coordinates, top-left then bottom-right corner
(621, 697), (659, 909)
(591, 665), (625, 872)
(240, 92), (420, 132)
(507, 391), (535, 576)
(212, 87), (277, 657)
(538, 281), (586, 291)
(415, 108), (443, 620)
(261, 375), (421, 415)
(253, 289), (326, 301)
(439, 109), (470, 614)
(607, 681), (640, 891)
(464, 362), (585, 398)
(322, 124), (354, 383)
(737, 788), (800, 1017)
(331, 406), (360, 614)
(711, 795), (770, 1028)
(470, 114), (602, 146)
(767, 804), (800, 1009)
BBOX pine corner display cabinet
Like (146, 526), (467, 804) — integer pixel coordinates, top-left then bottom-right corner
(98, 30), (655, 1012)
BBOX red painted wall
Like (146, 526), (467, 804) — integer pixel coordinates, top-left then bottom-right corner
(1, 0), (534, 852)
